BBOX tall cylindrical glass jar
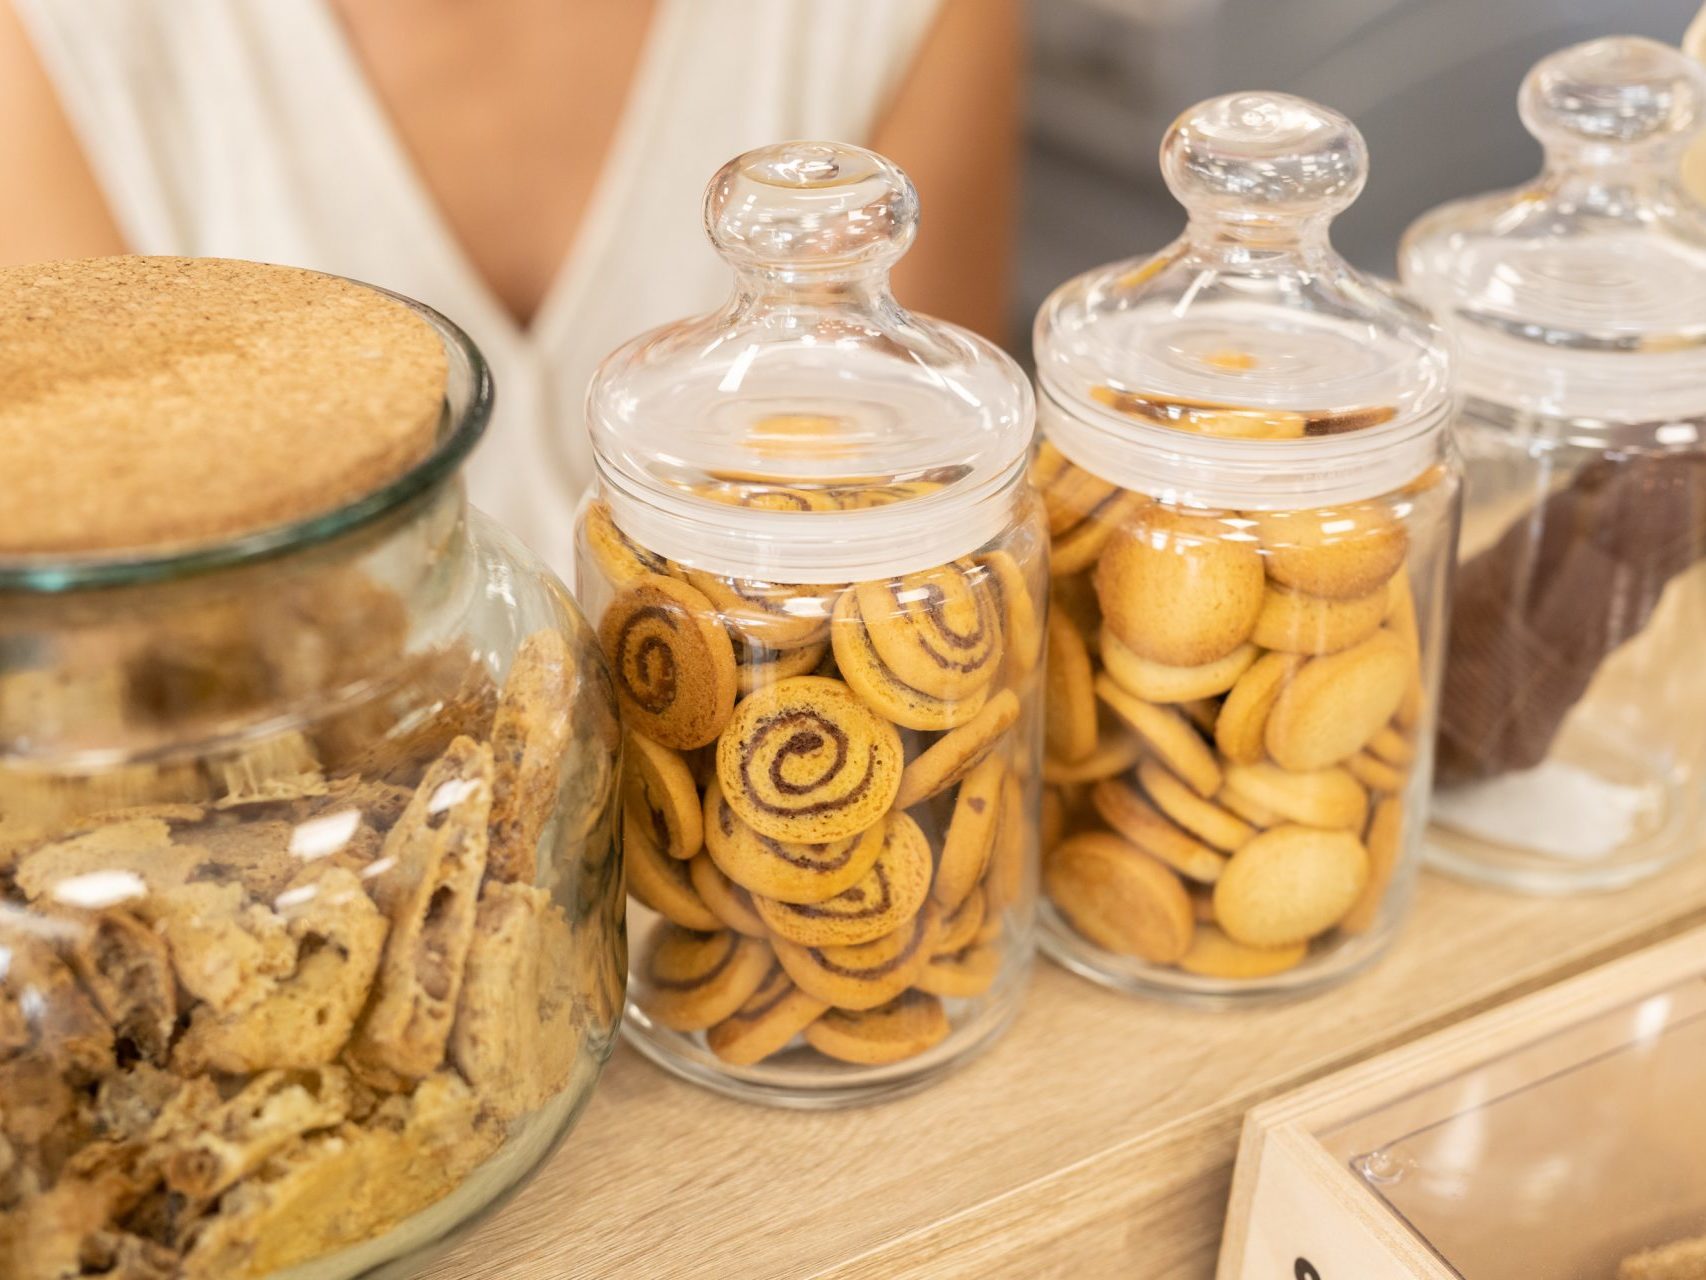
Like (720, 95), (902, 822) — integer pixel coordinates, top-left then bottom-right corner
(1032, 95), (1460, 1001)
(577, 142), (1044, 1106)
(1402, 37), (1706, 894)
(0, 258), (623, 1280)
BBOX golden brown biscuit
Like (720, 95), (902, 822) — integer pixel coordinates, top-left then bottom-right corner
(982, 768), (1028, 912)
(1189, 885), (1218, 923)
(1251, 582), (1387, 655)
(688, 854), (768, 937)
(682, 569), (834, 649)
(1041, 454), (1121, 536)
(915, 942), (1001, 999)
(1222, 762), (1368, 831)
(933, 756), (1007, 911)
(1368, 724), (1415, 767)
(1340, 794), (1404, 935)
(803, 991), (951, 1065)
(1051, 573), (1103, 651)
(895, 689), (1020, 809)
(1214, 825), (1369, 948)
(155, 1065), (355, 1199)
(1138, 758), (1255, 852)
(625, 809), (722, 931)
(1255, 503), (1408, 600)
(980, 550), (1044, 679)
(752, 812), (932, 947)
(1265, 630), (1410, 771)
(705, 966), (828, 1066)
(855, 563), (1004, 701)
(1040, 724), (1144, 785)
(1051, 489), (1147, 575)
(1218, 785), (1280, 829)
(1177, 925), (1308, 979)
(622, 731), (703, 860)
(1093, 505), (1265, 666)
(1178, 697), (1220, 735)
(733, 639), (830, 695)
(693, 480), (839, 512)
(1101, 628), (1258, 704)
(1214, 650), (1306, 765)
(1384, 566), (1426, 729)
(771, 908), (937, 1010)
(1044, 608), (1098, 764)
(1094, 676), (1222, 797)
(583, 500), (674, 587)
(701, 776), (886, 905)
(1040, 785), (1068, 854)
(347, 737), (495, 1087)
(639, 926), (772, 1033)
(1044, 832), (1193, 964)
(600, 573), (738, 750)
(716, 676), (903, 843)
(933, 884), (987, 954)
(1345, 751), (1406, 794)
(1091, 777), (1229, 883)
(1030, 438), (1070, 491)
(831, 588), (989, 731)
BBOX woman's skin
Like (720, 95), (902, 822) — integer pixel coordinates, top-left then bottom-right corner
(0, 0), (1023, 339)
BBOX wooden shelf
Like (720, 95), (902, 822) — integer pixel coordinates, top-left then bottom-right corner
(419, 857), (1706, 1280)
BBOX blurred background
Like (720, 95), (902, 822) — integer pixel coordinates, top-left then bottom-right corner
(1019, 0), (1700, 351)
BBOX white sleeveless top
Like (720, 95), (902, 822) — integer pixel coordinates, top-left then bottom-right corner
(16, 0), (942, 577)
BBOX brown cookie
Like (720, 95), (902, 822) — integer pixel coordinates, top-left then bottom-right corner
(771, 908), (938, 1011)
(1091, 777), (1230, 884)
(688, 854), (768, 937)
(932, 756), (1008, 911)
(1214, 650), (1306, 765)
(753, 812), (932, 947)
(1214, 825), (1369, 948)
(895, 689), (1020, 810)
(701, 777), (886, 905)
(583, 499), (675, 587)
(831, 587), (990, 731)
(1222, 762), (1368, 831)
(853, 563), (1004, 702)
(1265, 630), (1410, 770)
(1101, 628), (1258, 704)
(1044, 832), (1193, 964)
(1251, 582), (1387, 655)
(1137, 757), (1255, 852)
(638, 926), (772, 1034)
(705, 965), (828, 1066)
(1044, 608), (1098, 763)
(488, 629), (578, 883)
(1094, 675), (1222, 797)
(803, 991), (951, 1065)
(624, 808), (721, 931)
(622, 730), (703, 860)
(1254, 502), (1408, 600)
(979, 550), (1045, 679)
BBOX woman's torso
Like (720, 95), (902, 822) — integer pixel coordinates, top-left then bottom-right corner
(15, 0), (941, 574)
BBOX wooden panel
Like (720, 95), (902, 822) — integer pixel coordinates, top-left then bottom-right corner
(420, 858), (1706, 1280)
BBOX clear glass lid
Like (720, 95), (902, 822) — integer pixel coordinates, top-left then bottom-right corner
(1401, 37), (1706, 428)
(586, 141), (1033, 583)
(1034, 92), (1451, 509)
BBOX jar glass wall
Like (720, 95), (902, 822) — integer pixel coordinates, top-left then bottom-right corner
(0, 271), (623, 1279)
(1402, 37), (1706, 893)
(576, 142), (1044, 1106)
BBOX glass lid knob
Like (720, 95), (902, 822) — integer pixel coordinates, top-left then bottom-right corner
(704, 140), (919, 273)
(1160, 92), (1367, 227)
(1519, 36), (1706, 157)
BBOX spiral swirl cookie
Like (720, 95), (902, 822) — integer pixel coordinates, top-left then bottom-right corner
(639, 926), (773, 1033)
(716, 676), (902, 844)
(772, 907), (939, 1010)
(584, 500), (675, 587)
(804, 991), (951, 1064)
(752, 812), (933, 947)
(833, 588), (990, 731)
(854, 562), (1004, 701)
(702, 778), (887, 905)
(600, 574), (738, 750)
(706, 966), (829, 1066)
(683, 569), (835, 649)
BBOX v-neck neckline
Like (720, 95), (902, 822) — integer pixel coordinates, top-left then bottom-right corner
(303, 0), (674, 349)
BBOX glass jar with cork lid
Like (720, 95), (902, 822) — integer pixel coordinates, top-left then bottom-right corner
(1031, 94), (1460, 1000)
(577, 142), (1045, 1106)
(1402, 36), (1706, 894)
(0, 258), (622, 1278)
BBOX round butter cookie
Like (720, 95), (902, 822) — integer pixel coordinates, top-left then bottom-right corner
(1221, 762), (1368, 832)
(1255, 502), (1408, 600)
(1265, 630), (1410, 771)
(1051, 489), (1148, 576)
(980, 551), (1045, 679)
(1045, 609), (1099, 763)
(1044, 832), (1193, 964)
(1093, 675), (1222, 797)
(1341, 794), (1404, 935)
(1091, 777), (1230, 884)
(1215, 651), (1306, 765)
(1251, 582), (1387, 656)
(1213, 825), (1369, 948)
(1177, 925), (1308, 980)
(1093, 505), (1265, 666)
(1102, 627), (1258, 704)
(1137, 758), (1255, 852)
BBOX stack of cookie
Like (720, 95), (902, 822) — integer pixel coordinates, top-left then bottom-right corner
(1035, 442), (1429, 986)
(586, 496), (1045, 1075)
(0, 594), (620, 1279)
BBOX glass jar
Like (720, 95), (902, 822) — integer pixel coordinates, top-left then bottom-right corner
(576, 142), (1044, 1106)
(1031, 94), (1460, 1001)
(1401, 36), (1706, 894)
(0, 260), (623, 1279)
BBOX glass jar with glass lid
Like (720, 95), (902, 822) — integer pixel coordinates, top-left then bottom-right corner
(1031, 94), (1460, 1000)
(0, 257), (622, 1279)
(577, 142), (1045, 1106)
(1402, 36), (1706, 894)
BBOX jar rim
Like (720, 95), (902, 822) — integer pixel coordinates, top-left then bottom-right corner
(0, 285), (492, 595)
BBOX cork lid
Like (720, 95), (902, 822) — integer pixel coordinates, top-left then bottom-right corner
(0, 257), (450, 559)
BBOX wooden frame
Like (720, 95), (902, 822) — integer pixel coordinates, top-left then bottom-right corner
(1219, 925), (1706, 1279)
